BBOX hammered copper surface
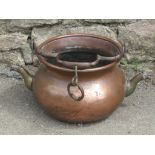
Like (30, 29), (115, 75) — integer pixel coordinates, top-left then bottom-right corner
(33, 64), (125, 123)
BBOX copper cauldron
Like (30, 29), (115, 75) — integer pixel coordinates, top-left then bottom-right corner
(11, 34), (148, 123)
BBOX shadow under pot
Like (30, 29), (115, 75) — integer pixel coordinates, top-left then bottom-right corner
(11, 34), (147, 123)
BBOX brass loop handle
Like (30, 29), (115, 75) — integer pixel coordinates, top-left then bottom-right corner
(67, 66), (84, 101)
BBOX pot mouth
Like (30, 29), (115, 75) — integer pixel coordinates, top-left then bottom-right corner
(36, 34), (123, 72)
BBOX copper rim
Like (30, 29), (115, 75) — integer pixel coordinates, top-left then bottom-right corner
(36, 34), (123, 73)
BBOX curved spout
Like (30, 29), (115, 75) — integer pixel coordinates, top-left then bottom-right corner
(10, 65), (33, 91)
(125, 73), (144, 97)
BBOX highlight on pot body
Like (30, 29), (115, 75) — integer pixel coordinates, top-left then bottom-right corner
(10, 34), (149, 123)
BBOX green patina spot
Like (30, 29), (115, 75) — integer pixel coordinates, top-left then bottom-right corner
(120, 57), (142, 71)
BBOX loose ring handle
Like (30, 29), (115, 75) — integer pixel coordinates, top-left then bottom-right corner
(67, 66), (84, 101)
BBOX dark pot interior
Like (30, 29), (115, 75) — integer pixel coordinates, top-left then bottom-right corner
(46, 47), (112, 68)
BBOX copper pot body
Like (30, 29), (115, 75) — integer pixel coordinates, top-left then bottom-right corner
(29, 34), (125, 123)
(33, 64), (125, 123)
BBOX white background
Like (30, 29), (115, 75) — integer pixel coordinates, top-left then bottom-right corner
(0, 0), (155, 18)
